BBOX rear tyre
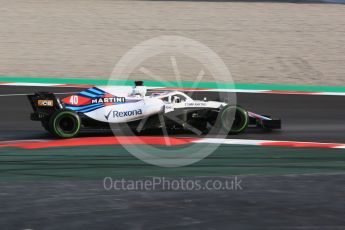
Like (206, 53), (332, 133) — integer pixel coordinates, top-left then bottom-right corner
(220, 105), (249, 134)
(49, 110), (81, 138)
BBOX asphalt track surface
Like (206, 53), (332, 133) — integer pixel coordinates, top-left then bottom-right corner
(1, 85), (345, 143)
(1, 174), (345, 230)
(1, 85), (345, 229)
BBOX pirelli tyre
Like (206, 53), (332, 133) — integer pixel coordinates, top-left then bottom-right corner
(49, 110), (81, 138)
(219, 105), (249, 134)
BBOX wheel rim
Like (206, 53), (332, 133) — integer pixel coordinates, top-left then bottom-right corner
(53, 112), (80, 138)
(221, 107), (248, 133)
(57, 116), (77, 133)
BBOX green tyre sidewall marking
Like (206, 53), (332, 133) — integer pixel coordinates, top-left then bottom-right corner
(221, 106), (249, 134)
(50, 110), (81, 138)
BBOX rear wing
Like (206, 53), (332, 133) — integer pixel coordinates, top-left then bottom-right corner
(27, 92), (63, 121)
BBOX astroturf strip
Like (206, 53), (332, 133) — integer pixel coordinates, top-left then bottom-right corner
(1, 145), (345, 181)
(1, 76), (345, 92)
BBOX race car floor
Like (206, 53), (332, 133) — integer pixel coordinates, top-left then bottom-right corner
(1, 85), (345, 229)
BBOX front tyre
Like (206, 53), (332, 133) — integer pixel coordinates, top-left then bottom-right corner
(220, 106), (249, 134)
(49, 110), (81, 138)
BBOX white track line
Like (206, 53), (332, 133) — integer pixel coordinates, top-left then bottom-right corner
(193, 138), (264, 145)
(0, 139), (49, 144)
(193, 138), (345, 149)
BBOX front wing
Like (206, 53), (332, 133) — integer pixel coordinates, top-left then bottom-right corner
(248, 111), (281, 129)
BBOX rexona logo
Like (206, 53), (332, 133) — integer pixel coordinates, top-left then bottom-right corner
(105, 109), (143, 120)
(92, 97), (126, 104)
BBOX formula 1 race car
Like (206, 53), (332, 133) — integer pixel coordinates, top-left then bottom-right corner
(28, 81), (281, 138)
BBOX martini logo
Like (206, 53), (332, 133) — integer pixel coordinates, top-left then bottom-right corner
(92, 97), (125, 104)
(105, 109), (143, 120)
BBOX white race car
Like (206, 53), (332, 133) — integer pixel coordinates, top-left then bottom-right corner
(28, 81), (281, 138)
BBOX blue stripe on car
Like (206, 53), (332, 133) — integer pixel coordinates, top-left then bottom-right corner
(66, 105), (103, 113)
(87, 88), (105, 95)
(79, 104), (104, 113)
(79, 91), (98, 98)
(66, 103), (102, 111)
(94, 87), (106, 93)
